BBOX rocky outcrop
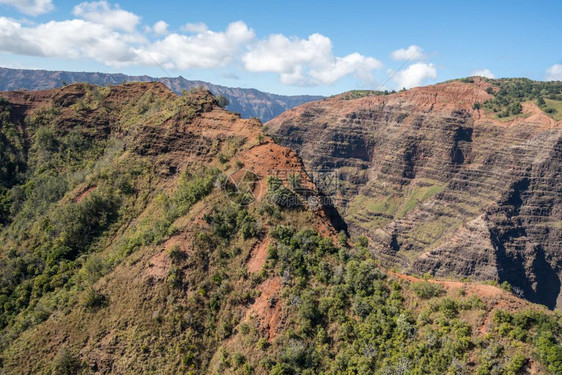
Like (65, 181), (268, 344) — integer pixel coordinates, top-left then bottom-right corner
(0, 67), (323, 122)
(267, 79), (562, 309)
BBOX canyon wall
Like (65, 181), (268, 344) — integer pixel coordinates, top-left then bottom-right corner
(267, 79), (562, 308)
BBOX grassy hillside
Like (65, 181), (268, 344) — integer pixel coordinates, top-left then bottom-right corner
(0, 83), (561, 374)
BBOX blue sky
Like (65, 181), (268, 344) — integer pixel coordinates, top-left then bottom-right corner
(0, 0), (561, 95)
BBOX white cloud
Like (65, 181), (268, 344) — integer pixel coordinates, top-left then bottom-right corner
(72, 1), (140, 32)
(0, 13), (252, 70)
(471, 68), (495, 78)
(390, 45), (426, 61)
(390, 62), (437, 89)
(546, 64), (562, 81)
(242, 33), (382, 86)
(152, 20), (168, 35)
(0, 2), (389, 88)
(243, 34), (332, 74)
(182, 22), (208, 33)
(134, 21), (254, 69)
(0, 16), (141, 65)
(307, 53), (382, 86)
(0, 0), (53, 16)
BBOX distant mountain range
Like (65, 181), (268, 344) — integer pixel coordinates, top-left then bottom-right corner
(0, 67), (323, 122)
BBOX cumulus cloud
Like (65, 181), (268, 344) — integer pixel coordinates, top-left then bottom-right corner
(390, 62), (437, 89)
(390, 45), (426, 61)
(546, 64), (562, 81)
(0, 17), (141, 65)
(242, 33), (382, 86)
(0, 0), (53, 16)
(182, 22), (208, 33)
(0, 11), (253, 69)
(471, 68), (495, 78)
(72, 1), (140, 32)
(0, 1), (392, 87)
(134, 21), (254, 70)
(152, 20), (168, 35)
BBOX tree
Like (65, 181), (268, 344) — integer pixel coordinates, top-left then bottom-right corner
(537, 97), (546, 107)
(216, 95), (230, 108)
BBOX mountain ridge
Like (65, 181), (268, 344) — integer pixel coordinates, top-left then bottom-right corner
(0, 67), (324, 122)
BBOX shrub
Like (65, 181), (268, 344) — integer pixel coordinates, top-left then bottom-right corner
(411, 281), (444, 299)
(270, 225), (296, 245)
(338, 231), (348, 248)
(537, 97), (546, 106)
(266, 176), (301, 208)
(82, 287), (107, 310)
(52, 348), (81, 375)
(216, 95), (230, 108)
(500, 281), (512, 293)
(439, 298), (458, 318)
(233, 352), (246, 367)
(257, 337), (270, 350)
(167, 266), (182, 289)
(204, 206), (258, 241)
(239, 322), (250, 335)
(239, 213), (259, 239)
(356, 235), (369, 248)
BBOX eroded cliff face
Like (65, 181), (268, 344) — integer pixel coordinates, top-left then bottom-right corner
(267, 79), (562, 309)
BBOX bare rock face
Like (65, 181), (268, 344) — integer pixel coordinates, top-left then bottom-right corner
(267, 79), (562, 309)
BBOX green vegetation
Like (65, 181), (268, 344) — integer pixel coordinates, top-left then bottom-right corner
(52, 348), (82, 375)
(346, 180), (446, 231)
(0, 100), (130, 332)
(481, 78), (562, 118)
(254, 221), (561, 374)
(0, 85), (222, 364)
(493, 309), (562, 374)
(411, 281), (445, 299)
(397, 182), (446, 218)
(266, 175), (302, 208)
(1, 83), (561, 374)
(336, 89), (397, 100)
(543, 98), (562, 120)
(216, 94), (230, 108)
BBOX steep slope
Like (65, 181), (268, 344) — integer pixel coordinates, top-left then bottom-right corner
(267, 78), (562, 309)
(0, 83), (561, 374)
(0, 67), (323, 122)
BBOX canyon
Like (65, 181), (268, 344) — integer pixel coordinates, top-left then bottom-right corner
(267, 78), (562, 309)
(0, 80), (560, 373)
